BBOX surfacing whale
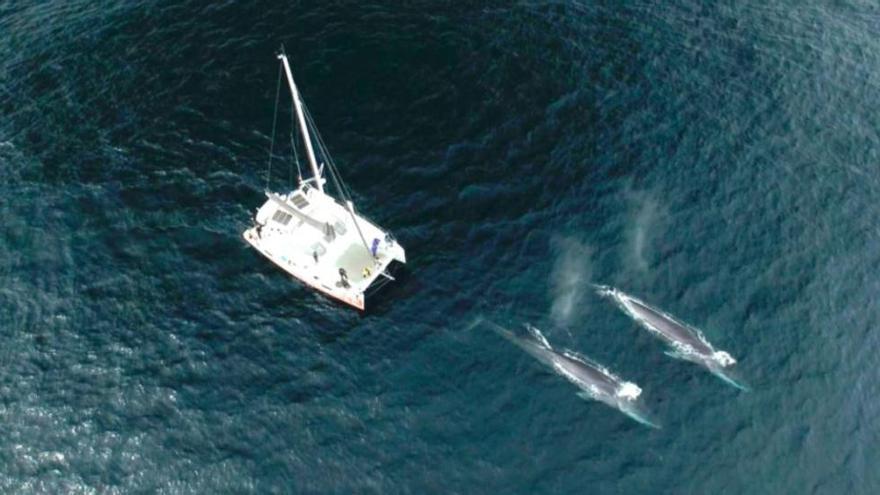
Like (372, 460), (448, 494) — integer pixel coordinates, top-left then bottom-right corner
(482, 319), (659, 428)
(596, 285), (748, 391)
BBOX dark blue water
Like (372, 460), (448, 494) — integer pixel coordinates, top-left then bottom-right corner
(2, 1), (879, 492)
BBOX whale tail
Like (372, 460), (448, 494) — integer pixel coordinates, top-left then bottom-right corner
(710, 366), (751, 392)
(620, 402), (662, 429)
(615, 387), (661, 429)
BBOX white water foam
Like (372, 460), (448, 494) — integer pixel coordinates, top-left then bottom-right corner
(525, 323), (553, 350)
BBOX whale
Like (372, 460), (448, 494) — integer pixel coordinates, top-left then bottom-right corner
(482, 319), (658, 427)
(596, 285), (748, 390)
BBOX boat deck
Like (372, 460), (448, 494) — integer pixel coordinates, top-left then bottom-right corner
(243, 185), (405, 309)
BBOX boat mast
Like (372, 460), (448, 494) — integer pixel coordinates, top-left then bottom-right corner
(278, 53), (323, 193)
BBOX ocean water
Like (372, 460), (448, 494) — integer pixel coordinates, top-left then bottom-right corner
(2, 0), (879, 493)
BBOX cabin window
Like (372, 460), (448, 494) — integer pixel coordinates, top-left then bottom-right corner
(271, 210), (293, 225)
(291, 194), (309, 209)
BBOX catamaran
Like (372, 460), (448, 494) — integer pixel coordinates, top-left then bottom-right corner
(243, 50), (406, 310)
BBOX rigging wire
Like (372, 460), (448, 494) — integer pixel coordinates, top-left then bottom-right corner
(301, 98), (352, 201)
(274, 58), (376, 257)
(287, 111), (299, 189)
(265, 64), (283, 192)
(267, 46), (382, 259)
(301, 98), (374, 255)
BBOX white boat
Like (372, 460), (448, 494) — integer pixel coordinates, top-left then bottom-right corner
(243, 50), (406, 310)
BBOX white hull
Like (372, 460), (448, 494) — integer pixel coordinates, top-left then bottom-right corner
(243, 184), (405, 310)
